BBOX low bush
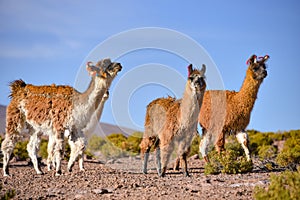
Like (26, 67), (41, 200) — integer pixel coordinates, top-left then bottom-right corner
(13, 140), (29, 161)
(276, 132), (300, 170)
(0, 184), (15, 200)
(204, 138), (253, 175)
(254, 167), (300, 200)
(189, 134), (201, 157)
(258, 145), (277, 160)
(125, 132), (143, 155)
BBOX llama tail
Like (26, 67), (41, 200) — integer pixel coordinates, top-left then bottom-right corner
(8, 79), (26, 99)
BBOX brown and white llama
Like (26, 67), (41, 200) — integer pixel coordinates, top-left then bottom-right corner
(140, 64), (206, 177)
(47, 90), (110, 172)
(1, 58), (122, 176)
(199, 54), (269, 162)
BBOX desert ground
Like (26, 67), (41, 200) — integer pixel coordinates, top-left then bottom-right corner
(0, 154), (274, 200)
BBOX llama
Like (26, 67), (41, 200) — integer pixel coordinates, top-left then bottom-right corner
(1, 58), (122, 176)
(47, 90), (110, 172)
(199, 54), (269, 162)
(140, 64), (206, 177)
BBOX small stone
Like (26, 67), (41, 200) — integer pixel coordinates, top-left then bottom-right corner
(93, 188), (110, 194)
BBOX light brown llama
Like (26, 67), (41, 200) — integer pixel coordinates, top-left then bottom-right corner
(140, 64), (206, 177)
(1, 58), (122, 176)
(199, 54), (269, 162)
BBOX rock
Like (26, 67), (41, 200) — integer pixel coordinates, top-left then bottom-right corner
(93, 188), (111, 194)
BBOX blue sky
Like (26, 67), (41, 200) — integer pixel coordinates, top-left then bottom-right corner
(0, 0), (299, 133)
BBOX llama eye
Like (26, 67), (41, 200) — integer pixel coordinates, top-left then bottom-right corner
(253, 66), (260, 72)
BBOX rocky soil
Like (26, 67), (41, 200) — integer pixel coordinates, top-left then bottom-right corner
(1, 154), (275, 200)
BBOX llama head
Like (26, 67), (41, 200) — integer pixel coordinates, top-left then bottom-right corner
(247, 54), (269, 81)
(187, 64), (206, 93)
(86, 58), (122, 84)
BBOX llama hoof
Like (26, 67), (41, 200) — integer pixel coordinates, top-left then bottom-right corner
(80, 168), (85, 172)
(36, 171), (44, 175)
(67, 168), (72, 173)
(184, 172), (190, 177)
(3, 173), (10, 177)
(3, 169), (10, 177)
(203, 156), (210, 163)
(55, 170), (62, 176)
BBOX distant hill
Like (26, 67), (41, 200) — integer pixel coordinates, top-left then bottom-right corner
(0, 104), (138, 136)
(0, 105), (5, 133)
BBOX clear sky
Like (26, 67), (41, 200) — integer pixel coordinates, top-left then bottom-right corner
(0, 0), (299, 133)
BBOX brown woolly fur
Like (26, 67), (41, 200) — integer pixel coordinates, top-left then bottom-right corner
(144, 96), (176, 129)
(140, 64), (206, 177)
(199, 54), (269, 162)
(1, 58), (122, 176)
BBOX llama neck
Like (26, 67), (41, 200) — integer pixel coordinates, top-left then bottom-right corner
(237, 70), (263, 111)
(180, 84), (201, 127)
(94, 98), (107, 121)
(74, 77), (107, 114)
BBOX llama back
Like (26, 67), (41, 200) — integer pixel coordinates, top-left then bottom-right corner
(199, 90), (227, 132)
(7, 79), (75, 133)
(144, 96), (176, 137)
(199, 88), (255, 135)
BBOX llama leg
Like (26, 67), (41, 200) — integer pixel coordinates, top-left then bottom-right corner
(68, 134), (86, 172)
(27, 131), (43, 175)
(47, 134), (56, 171)
(215, 131), (225, 154)
(54, 132), (64, 176)
(180, 151), (190, 177)
(77, 137), (86, 171)
(156, 147), (162, 175)
(1, 135), (17, 176)
(173, 157), (180, 171)
(78, 153), (84, 171)
(67, 135), (76, 172)
(142, 148), (150, 174)
(236, 131), (251, 161)
(159, 143), (173, 177)
(199, 129), (210, 163)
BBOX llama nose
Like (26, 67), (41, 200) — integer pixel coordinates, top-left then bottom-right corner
(263, 70), (268, 78)
(199, 78), (205, 88)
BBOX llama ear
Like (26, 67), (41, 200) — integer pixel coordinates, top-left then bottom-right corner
(86, 62), (99, 76)
(200, 64), (206, 76)
(262, 55), (270, 62)
(246, 55), (257, 65)
(187, 64), (193, 77)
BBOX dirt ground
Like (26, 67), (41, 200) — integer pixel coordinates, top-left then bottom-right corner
(1, 154), (274, 200)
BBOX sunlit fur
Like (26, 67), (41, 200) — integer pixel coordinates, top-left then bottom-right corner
(1, 58), (121, 176)
(140, 64), (206, 177)
(199, 55), (269, 162)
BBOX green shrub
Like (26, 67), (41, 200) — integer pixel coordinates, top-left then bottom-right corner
(258, 145), (277, 160)
(188, 135), (201, 157)
(0, 183), (15, 200)
(125, 132), (143, 154)
(254, 168), (300, 200)
(100, 142), (127, 159)
(87, 135), (106, 152)
(13, 140), (29, 161)
(276, 134), (300, 170)
(249, 131), (273, 156)
(106, 133), (127, 149)
(225, 135), (244, 156)
(204, 148), (253, 175)
(39, 139), (48, 159)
